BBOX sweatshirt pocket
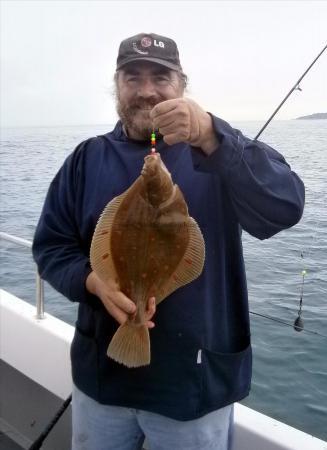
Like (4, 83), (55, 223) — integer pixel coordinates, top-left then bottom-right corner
(200, 343), (252, 412)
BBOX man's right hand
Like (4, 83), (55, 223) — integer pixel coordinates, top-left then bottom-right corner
(85, 271), (156, 328)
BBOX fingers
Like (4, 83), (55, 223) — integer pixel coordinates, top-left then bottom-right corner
(153, 117), (176, 134)
(98, 277), (136, 315)
(145, 297), (156, 329)
(102, 295), (156, 329)
(90, 274), (136, 324)
(151, 102), (189, 130)
(91, 272), (157, 328)
(152, 108), (191, 145)
(150, 99), (180, 120)
(110, 290), (136, 315)
(103, 293), (156, 329)
(100, 286), (156, 329)
(102, 298), (129, 325)
(100, 290), (135, 325)
(150, 98), (195, 145)
(145, 297), (156, 319)
(159, 122), (191, 140)
(151, 97), (216, 150)
(147, 321), (155, 329)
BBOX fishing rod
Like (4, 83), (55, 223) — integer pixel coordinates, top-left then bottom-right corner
(27, 42), (327, 450)
(254, 43), (327, 140)
(27, 394), (72, 450)
(250, 42), (327, 334)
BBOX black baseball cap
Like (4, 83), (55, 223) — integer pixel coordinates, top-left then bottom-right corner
(116, 33), (183, 72)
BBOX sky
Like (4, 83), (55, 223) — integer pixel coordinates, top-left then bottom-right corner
(1, 0), (326, 127)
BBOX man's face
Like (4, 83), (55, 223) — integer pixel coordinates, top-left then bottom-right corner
(115, 61), (184, 141)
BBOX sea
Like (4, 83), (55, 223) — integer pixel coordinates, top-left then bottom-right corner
(1, 120), (326, 441)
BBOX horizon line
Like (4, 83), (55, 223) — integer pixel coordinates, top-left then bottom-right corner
(1, 118), (306, 130)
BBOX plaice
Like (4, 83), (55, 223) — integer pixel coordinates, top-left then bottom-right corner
(90, 152), (205, 367)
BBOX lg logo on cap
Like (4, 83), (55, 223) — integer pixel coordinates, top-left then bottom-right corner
(141, 37), (165, 48)
(154, 40), (165, 48)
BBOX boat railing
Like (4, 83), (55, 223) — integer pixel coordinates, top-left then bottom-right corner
(0, 231), (45, 319)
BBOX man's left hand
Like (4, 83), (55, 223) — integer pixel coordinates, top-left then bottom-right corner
(150, 98), (219, 155)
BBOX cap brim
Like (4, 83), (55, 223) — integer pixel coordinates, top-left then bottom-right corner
(117, 56), (181, 72)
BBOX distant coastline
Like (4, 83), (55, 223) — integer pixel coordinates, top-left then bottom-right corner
(295, 112), (327, 120)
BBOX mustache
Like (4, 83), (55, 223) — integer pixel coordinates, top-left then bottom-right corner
(129, 101), (158, 111)
(125, 95), (163, 110)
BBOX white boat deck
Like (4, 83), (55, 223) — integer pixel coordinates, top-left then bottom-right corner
(1, 289), (327, 450)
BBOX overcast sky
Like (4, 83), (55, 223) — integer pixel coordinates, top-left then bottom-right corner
(1, 0), (326, 127)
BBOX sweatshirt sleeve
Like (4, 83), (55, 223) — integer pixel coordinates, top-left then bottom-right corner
(32, 141), (93, 303)
(191, 115), (305, 239)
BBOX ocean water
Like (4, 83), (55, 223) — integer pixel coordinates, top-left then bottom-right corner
(1, 120), (326, 440)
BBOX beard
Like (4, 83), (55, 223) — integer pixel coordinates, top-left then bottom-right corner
(116, 92), (164, 141)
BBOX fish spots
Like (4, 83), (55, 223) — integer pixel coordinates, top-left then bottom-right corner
(128, 245), (138, 260)
(90, 152), (205, 368)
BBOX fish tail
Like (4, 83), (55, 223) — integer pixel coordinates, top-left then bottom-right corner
(107, 323), (150, 368)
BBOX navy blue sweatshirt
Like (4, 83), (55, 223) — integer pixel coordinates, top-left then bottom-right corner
(32, 116), (305, 420)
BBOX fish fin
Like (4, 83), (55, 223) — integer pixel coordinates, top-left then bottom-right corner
(107, 323), (150, 368)
(90, 193), (127, 282)
(156, 217), (205, 305)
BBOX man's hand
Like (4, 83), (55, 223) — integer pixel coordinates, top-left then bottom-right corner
(86, 271), (156, 328)
(150, 98), (219, 155)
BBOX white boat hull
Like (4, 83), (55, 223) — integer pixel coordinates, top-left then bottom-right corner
(1, 289), (326, 450)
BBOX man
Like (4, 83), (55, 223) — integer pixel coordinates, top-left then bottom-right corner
(32, 33), (305, 450)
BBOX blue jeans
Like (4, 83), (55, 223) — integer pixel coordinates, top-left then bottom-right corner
(72, 384), (234, 450)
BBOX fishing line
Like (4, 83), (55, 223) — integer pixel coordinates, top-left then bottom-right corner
(250, 42), (327, 334)
(293, 126), (325, 332)
(151, 128), (157, 154)
(287, 156), (326, 333)
(249, 311), (327, 339)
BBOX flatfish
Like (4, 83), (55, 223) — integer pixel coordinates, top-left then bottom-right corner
(90, 153), (205, 367)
